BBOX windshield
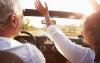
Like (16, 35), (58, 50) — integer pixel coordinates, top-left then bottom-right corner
(23, 16), (82, 37)
(20, 0), (100, 37)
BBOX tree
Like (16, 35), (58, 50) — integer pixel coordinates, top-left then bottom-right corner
(22, 18), (30, 30)
(61, 24), (80, 36)
(22, 18), (38, 31)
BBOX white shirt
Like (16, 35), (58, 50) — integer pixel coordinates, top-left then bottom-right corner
(0, 37), (45, 63)
(48, 25), (95, 63)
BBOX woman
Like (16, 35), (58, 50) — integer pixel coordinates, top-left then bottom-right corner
(35, 0), (100, 63)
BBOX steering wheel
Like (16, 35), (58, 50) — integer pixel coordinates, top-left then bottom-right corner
(14, 31), (37, 46)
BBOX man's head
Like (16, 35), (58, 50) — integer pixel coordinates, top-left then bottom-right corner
(0, 0), (23, 37)
(82, 11), (100, 49)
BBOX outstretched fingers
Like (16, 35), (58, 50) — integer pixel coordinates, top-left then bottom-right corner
(34, 0), (49, 16)
(36, 0), (44, 9)
(35, 0), (43, 11)
(34, 2), (39, 10)
(36, 0), (42, 7)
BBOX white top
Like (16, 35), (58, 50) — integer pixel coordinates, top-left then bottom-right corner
(48, 25), (95, 63)
(0, 37), (45, 63)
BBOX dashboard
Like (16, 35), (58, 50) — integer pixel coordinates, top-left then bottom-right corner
(14, 31), (90, 63)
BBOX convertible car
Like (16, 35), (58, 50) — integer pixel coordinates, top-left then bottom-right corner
(14, 0), (99, 63)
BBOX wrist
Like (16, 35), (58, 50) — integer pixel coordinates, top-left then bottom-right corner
(43, 11), (49, 16)
(44, 15), (53, 27)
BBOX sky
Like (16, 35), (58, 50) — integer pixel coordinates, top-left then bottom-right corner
(20, 0), (94, 14)
(20, 0), (100, 28)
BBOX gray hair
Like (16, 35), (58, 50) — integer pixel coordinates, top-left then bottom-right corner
(0, 0), (23, 25)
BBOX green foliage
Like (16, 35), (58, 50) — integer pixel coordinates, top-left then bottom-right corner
(22, 18), (37, 31)
(57, 24), (81, 36)
(22, 18), (82, 37)
(22, 19), (29, 30)
(41, 24), (81, 37)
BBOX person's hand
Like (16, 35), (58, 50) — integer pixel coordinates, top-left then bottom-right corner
(35, 0), (49, 16)
(34, 0), (53, 26)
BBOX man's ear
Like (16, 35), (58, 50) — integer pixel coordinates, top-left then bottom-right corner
(10, 15), (18, 28)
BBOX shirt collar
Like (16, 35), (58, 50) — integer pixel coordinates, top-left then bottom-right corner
(0, 37), (22, 50)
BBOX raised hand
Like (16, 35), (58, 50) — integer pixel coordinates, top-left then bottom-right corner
(35, 0), (49, 16)
(34, 0), (53, 26)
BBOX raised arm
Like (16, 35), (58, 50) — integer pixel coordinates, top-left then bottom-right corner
(34, 0), (53, 26)
(34, 0), (95, 63)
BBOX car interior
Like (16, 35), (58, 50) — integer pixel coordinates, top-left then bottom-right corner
(0, 51), (24, 63)
(2, 0), (100, 63)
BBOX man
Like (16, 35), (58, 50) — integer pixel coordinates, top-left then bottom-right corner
(35, 0), (100, 63)
(0, 0), (45, 63)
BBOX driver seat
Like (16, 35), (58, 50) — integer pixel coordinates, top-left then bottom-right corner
(0, 51), (24, 63)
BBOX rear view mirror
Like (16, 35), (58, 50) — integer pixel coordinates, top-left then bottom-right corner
(78, 35), (84, 38)
(42, 20), (56, 25)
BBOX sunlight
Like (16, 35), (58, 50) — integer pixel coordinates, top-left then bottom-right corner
(44, 0), (93, 15)
(24, 16), (81, 28)
(21, 0), (100, 28)
(23, 16), (45, 28)
(20, 0), (94, 14)
(96, 0), (100, 5)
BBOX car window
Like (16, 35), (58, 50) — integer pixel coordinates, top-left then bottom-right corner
(20, 0), (100, 40)
(23, 16), (82, 37)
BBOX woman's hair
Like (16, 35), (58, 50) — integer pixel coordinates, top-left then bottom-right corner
(84, 11), (100, 62)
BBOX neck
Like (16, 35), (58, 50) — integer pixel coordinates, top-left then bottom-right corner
(0, 30), (13, 38)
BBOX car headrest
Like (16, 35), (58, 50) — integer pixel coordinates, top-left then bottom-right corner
(0, 51), (23, 63)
